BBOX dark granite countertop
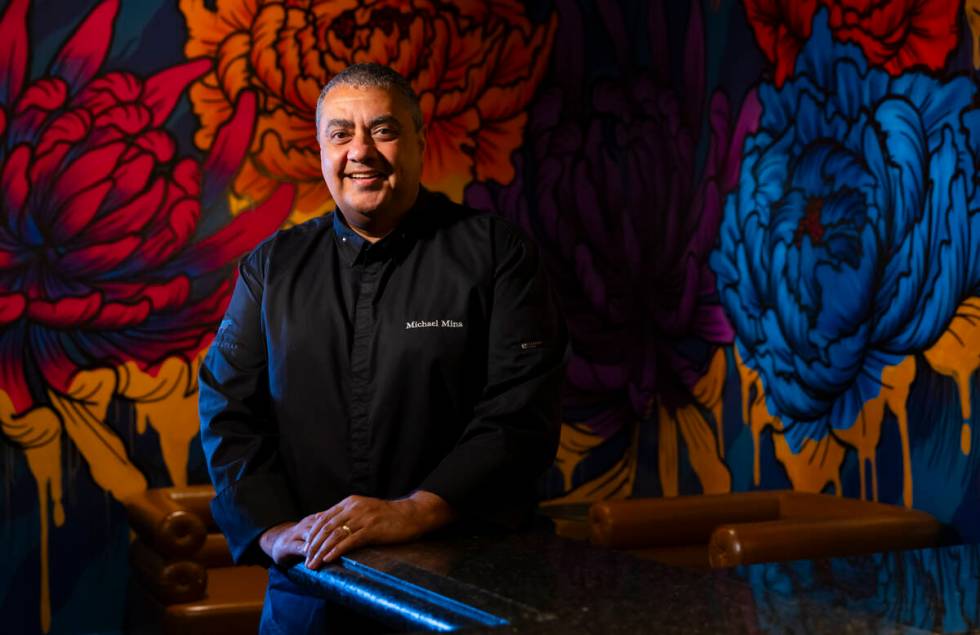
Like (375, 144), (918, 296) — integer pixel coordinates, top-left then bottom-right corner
(285, 520), (974, 634)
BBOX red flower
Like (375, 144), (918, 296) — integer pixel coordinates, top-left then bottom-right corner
(745, 0), (960, 85)
(0, 0), (293, 413)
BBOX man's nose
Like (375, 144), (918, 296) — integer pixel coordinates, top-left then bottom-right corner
(347, 132), (375, 162)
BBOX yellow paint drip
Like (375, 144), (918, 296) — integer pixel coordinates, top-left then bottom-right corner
(771, 427), (846, 495)
(835, 398), (885, 502)
(658, 349), (731, 495)
(734, 348), (845, 494)
(49, 369), (147, 502)
(734, 348), (777, 486)
(692, 349), (727, 459)
(658, 402), (679, 497)
(735, 348), (918, 508)
(118, 353), (206, 487)
(924, 296), (980, 455)
(555, 422), (608, 492)
(968, 0), (980, 69)
(2, 358), (178, 631)
(548, 422), (639, 504)
(0, 393), (63, 633)
(834, 356), (916, 506)
(676, 405), (731, 494)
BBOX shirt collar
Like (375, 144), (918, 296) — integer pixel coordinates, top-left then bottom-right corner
(331, 189), (432, 266)
(333, 208), (367, 265)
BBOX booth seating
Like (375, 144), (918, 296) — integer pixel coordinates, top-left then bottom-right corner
(585, 490), (941, 568)
(124, 485), (266, 635)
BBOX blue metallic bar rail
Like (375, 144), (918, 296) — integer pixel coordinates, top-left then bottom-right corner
(286, 557), (510, 632)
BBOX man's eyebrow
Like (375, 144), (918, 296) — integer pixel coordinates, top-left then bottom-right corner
(369, 115), (401, 129)
(325, 118), (353, 129)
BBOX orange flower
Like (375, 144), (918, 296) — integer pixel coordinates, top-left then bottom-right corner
(180, 0), (556, 224)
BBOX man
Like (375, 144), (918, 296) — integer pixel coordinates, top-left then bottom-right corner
(198, 63), (566, 631)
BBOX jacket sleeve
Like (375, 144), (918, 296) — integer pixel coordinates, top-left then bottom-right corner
(198, 248), (301, 564)
(419, 220), (567, 527)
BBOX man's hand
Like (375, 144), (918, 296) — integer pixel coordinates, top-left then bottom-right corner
(303, 490), (454, 569)
(259, 515), (319, 565)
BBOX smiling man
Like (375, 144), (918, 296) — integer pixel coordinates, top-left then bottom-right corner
(316, 76), (425, 239)
(198, 63), (566, 633)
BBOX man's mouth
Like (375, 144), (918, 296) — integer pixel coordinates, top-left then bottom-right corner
(346, 172), (385, 181)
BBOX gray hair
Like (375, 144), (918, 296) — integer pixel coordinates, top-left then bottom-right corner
(315, 63), (423, 134)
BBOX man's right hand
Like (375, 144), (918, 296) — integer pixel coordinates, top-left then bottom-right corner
(259, 519), (311, 564)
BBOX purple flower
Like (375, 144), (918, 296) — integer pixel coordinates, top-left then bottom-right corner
(467, 1), (759, 432)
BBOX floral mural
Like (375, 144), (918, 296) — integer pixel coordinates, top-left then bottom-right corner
(466, 0), (759, 500)
(179, 0), (556, 224)
(1, 1), (978, 634)
(711, 9), (980, 505)
(0, 0), (293, 631)
(744, 0), (960, 85)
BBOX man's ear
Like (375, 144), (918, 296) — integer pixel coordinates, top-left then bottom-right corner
(417, 125), (426, 154)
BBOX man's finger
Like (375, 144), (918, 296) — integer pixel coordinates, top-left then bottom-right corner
(301, 511), (324, 539)
(321, 527), (367, 564)
(272, 532), (309, 564)
(305, 516), (345, 564)
(310, 496), (356, 530)
(306, 514), (353, 566)
(307, 523), (352, 568)
(308, 522), (360, 569)
(303, 503), (346, 544)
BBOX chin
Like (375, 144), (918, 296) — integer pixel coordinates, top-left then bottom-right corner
(343, 199), (391, 220)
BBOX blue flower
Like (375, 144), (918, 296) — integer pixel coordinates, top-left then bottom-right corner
(711, 9), (980, 450)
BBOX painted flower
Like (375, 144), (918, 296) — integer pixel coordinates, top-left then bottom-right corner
(711, 10), (980, 451)
(744, 0), (960, 85)
(467, 2), (756, 425)
(179, 0), (557, 224)
(0, 0), (293, 414)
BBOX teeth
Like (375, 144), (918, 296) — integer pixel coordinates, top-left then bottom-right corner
(349, 174), (380, 179)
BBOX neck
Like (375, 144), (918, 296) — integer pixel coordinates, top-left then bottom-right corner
(338, 189), (420, 244)
(344, 218), (393, 244)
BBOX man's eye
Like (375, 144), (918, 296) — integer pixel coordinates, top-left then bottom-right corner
(330, 131), (351, 142)
(374, 127), (397, 139)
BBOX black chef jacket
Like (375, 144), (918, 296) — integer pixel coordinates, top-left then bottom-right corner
(198, 188), (566, 564)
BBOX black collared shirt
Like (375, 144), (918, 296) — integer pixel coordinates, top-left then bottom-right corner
(199, 189), (566, 563)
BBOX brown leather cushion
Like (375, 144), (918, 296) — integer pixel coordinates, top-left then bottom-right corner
(163, 566), (267, 635)
(194, 533), (235, 568)
(590, 492), (780, 548)
(126, 489), (207, 559)
(130, 539), (208, 604)
(164, 485), (218, 529)
(708, 514), (940, 567)
(587, 491), (941, 568)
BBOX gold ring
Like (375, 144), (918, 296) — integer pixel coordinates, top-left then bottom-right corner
(340, 524), (353, 537)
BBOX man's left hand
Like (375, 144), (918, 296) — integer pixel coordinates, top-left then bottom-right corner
(302, 490), (455, 569)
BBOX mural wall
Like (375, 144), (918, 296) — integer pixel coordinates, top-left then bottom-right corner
(0, 1), (976, 633)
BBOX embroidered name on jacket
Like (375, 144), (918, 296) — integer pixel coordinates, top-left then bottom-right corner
(405, 320), (464, 329)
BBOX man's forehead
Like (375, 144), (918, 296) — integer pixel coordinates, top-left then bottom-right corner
(325, 114), (400, 130)
(321, 85), (406, 115)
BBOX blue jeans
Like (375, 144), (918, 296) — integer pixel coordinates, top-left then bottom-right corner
(260, 566), (329, 634)
(259, 566), (389, 634)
